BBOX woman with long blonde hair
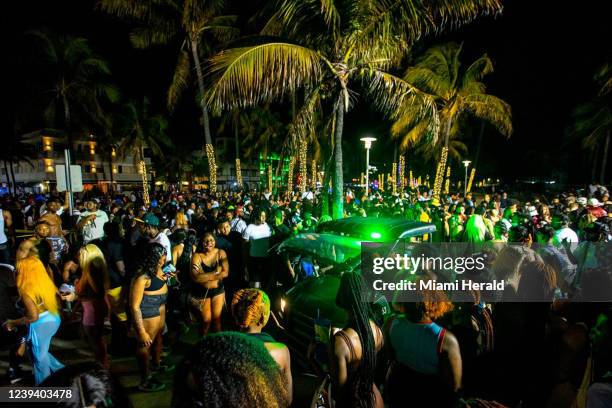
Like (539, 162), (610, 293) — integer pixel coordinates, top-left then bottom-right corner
(61, 244), (111, 368)
(172, 210), (189, 232)
(5, 256), (64, 384)
(77, 244), (110, 368)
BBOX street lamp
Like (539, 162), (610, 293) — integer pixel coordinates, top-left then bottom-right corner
(462, 160), (471, 197)
(360, 137), (376, 196)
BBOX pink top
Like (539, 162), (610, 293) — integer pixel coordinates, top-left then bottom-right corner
(81, 298), (108, 327)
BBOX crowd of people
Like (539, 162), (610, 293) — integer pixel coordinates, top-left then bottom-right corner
(0, 182), (610, 407)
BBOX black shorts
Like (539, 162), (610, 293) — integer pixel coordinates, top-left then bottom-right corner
(190, 283), (225, 300)
(139, 293), (168, 319)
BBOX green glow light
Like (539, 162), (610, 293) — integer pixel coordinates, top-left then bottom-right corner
(370, 232), (382, 239)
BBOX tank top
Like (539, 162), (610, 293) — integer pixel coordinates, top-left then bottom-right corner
(389, 318), (446, 375)
(147, 273), (166, 291)
(246, 332), (276, 344)
(190, 251), (219, 298)
(0, 211), (6, 245)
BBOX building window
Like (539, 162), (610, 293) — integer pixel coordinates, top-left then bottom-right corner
(118, 165), (123, 174)
(44, 159), (54, 173)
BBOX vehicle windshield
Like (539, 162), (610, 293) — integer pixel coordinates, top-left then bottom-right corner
(278, 233), (363, 265)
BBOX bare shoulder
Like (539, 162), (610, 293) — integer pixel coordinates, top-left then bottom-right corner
(370, 320), (384, 350)
(441, 329), (459, 353)
(332, 330), (350, 358)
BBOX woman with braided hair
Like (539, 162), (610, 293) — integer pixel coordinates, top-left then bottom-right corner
(232, 288), (293, 404)
(171, 332), (290, 408)
(331, 272), (384, 408)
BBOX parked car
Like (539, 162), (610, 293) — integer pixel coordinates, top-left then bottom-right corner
(274, 217), (436, 355)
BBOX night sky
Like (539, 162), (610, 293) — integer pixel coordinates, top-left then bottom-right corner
(7, 0), (611, 184)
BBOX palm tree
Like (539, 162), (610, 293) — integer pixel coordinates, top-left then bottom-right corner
(115, 99), (170, 202)
(390, 43), (512, 197)
(98, 0), (238, 193)
(0, 135), (37, 195)
(27, 31), (119, 154)
(207, 0), (503, 219)
(569, 63), (611, 184)
(218, 108), (246, 186)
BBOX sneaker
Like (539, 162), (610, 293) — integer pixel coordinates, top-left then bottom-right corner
(7, 368), (24, 384)
(153, 362), (176, 374)
(138, 378), (165, 392)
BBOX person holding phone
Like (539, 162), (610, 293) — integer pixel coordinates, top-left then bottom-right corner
(77, 200), (108, 244)
(129, 243), (171, 392)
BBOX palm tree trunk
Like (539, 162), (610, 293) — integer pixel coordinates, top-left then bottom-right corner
(109, 150), (115, 193)
(190, 38), (216, 193)
(433, 117), (452, 198)
(321, 155), (333, 218)
(139, 147), (150, 205)
(600, 131), (610, 184)
(591, 146), (599, 182)
(234, 119), (242, 187)
(332, 97), (345, 220)
(474, 122), (485, 169)
(3, 160), (12, 195)
(9, 162), (17, 195)
(62, 93), (74, 156)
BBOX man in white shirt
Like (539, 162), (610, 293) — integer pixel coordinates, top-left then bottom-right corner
(301, 189), (314, 201)
(242, 209), (272, 289)
(77, 200), (109, 244)
(553, 214), (579, 245)
(230, 206), (247, 234)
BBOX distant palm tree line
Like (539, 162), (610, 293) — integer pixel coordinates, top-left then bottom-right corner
(9, 1), (605, 214)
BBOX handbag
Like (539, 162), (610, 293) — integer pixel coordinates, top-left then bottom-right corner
(310, 375), (334, 408)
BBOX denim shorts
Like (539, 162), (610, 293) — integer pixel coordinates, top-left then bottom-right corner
(140, 293), (167, 319)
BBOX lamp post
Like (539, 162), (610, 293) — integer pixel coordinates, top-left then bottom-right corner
(462, 160), (471, 197)
(360, 137), (376, 196)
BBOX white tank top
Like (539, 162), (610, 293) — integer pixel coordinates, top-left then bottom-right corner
(0, 210), (7, 244)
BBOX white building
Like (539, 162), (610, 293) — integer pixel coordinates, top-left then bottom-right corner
(1, 130), (151, 194)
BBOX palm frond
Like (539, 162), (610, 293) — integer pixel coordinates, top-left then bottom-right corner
(364, 68), (438, 123)
(168, 50), (191, 110)
(25, 30), (59, 63)
(206, 43), (323, 112)
(97, 0), (154, 20)
(130, 23), (177, 48)
(287, 86), (322, 147)
(462, 53), (494, 86)
(462, 93), (512, 137)
(397, 119), (432, 152)
(595, 63), (611, 96)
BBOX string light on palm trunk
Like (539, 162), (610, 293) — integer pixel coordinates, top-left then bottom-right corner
(139, 160), (150, 206)
(311, 159), (317, 191)
(235, 158), (243, 187)
(287, 156), (295, 191)
(433, 147), (449, 199)
(299, 139), (307, 193)
(205, 144), (217, 193)
(467, 168), (476, 193)
(398, 156), (405, 191)
(268, 164), (273, 192)
(391, 162), (397, 194)
(444, 165), (451, 195)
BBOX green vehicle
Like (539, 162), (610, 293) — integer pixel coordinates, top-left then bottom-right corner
(274, 217), (436, 356)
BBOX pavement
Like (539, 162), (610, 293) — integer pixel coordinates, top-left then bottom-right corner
(0, 319), (319, 407)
